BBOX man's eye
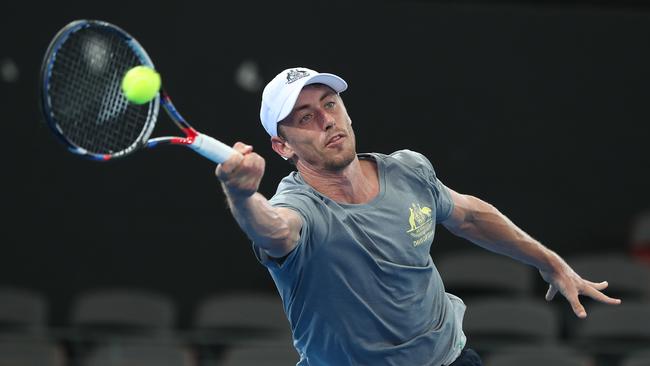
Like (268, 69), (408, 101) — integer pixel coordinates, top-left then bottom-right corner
(324, 101), (335, 109)
(300, 114), (313, 123)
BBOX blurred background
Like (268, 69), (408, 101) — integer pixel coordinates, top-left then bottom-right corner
(1, 1), (649, 365)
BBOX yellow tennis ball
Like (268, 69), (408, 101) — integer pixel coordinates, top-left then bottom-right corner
(121, 66), (161, 104)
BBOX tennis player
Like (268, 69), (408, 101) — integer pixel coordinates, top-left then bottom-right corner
(215, 67), (621, 366)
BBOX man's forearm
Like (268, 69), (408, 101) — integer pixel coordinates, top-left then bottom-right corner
(225, 191), (293, 247)
(449, 195), (558, 272)
(444, 190), (621, 316)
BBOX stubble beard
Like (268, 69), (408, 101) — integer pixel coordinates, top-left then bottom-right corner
(322, 133), (356, 171)
(323, 149), (356, 171)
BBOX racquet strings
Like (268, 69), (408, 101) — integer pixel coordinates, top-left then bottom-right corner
(47, 26), (154, 155)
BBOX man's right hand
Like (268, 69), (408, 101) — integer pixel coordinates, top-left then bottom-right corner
(215, 142), (266, 202)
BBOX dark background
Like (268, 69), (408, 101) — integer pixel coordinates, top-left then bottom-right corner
(2, 1), (649, 329)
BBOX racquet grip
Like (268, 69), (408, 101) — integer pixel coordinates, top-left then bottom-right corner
(189, 133), (238, 163)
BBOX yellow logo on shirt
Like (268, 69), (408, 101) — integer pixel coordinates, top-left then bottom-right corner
(407, 203), (434, 247)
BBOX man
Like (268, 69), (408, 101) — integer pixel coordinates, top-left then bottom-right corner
(215, 67), (621, 365)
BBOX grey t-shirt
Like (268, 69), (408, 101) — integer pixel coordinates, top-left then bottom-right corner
(253, 150), (467, 366)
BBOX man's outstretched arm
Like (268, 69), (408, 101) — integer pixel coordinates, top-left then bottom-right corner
(441, 187), (622, 318)
(216, 142), (302, 258)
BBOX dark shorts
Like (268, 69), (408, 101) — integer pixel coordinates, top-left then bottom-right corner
(448, 347), (483, 366)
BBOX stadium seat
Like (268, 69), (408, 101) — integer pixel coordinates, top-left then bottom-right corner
(463, 297), (560, 353)
(0, 287), (49, 340)
(0, 339), (67, 366)
(81, 342), (197, 366)
(436, 250), (536, 300)
(485, 343), (593, 366)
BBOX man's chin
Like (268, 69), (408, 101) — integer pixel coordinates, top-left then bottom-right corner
(323, 149), (356, 171)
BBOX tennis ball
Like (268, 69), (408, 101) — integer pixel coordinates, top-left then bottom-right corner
(121, 66), (161, 104)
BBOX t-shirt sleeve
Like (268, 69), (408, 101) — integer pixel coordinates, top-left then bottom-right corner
(398, 150), (455, 223)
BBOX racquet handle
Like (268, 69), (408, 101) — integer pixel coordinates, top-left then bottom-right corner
(189, 133), (239, 163)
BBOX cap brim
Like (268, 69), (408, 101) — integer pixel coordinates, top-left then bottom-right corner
(304, 73), (348, 94)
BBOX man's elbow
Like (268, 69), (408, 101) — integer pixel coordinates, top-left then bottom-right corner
(255, 225), (298, 258)
(443, 194), (489, 234)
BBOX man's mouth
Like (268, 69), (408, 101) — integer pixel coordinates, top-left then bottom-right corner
(326, 133), (345, 147)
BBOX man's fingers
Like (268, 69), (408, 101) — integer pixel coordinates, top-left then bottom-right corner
(232, 142), (253, 154)
(216, 143), (258, 177)
(581, 283), (622, 305)
(568, 294), (587, 319)
(555, 284), (587, 318)
(567, 279), (624, 318)
(546, 284), (591, 318)
(585, 280), (609, 291)
(545, 285), (558, 301)
(216, 152), (244, 176)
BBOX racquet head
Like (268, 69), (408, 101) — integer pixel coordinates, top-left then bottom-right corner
(40, 20), (160, 161)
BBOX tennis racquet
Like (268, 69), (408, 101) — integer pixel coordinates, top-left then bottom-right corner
(40, 19), (238, 163)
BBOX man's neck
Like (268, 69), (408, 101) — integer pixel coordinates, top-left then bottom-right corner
(297, 156), (379, 204)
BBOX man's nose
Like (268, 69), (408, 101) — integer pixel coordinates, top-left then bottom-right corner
(318, 110), (335, 131)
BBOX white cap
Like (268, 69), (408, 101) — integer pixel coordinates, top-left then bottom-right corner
(260, 67), (348, 137)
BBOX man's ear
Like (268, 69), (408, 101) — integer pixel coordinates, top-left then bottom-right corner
(271, 136), (294, 160)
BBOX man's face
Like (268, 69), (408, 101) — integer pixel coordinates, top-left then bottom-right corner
(274, 84), (356, 171)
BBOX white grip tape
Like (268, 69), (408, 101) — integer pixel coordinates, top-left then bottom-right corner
(189, 133), (236, 163)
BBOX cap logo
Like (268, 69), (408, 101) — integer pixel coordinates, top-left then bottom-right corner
(286, 69), (310, 84)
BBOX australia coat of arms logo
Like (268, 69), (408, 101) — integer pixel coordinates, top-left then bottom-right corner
(286, 69), (310, 84)
(407, 202), (434, 247)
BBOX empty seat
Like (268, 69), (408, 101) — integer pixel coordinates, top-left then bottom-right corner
(485, 343), (593, 366)
(81, 342), (197, 366)
(190, 290), (293, 364)
(463, 297), (560, 353)
(192, 290), (291, 344)
(0, 339), (67, 366)
(621, 349), (650, 366)
(570, 301), (650, 355)
(436, 250), (536, 299)
(0, 287), (48, 340)
(69, 288), (177, 339)
(219, 341), (300, 366)
(65, 287), (179, 363)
